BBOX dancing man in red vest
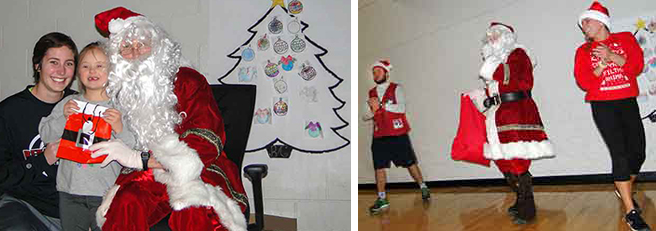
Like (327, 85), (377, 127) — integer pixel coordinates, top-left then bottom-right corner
(465, 22), (555, 224)
(363, 59), (430, 214)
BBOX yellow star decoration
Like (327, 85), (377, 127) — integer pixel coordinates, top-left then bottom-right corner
(636, 18), (646, 31)
(271, 0), (285, 8)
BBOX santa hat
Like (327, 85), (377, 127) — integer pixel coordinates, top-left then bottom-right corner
(489, 22), (514, 33)
(371, 59), (392, 73)
(578, 1), (610, 28)
(94, 7), (146, 37)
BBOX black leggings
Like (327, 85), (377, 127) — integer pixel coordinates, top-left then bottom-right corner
(591, 98), (646, 181)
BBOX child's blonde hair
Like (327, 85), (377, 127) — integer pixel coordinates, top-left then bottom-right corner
(76, 41), (109, 93)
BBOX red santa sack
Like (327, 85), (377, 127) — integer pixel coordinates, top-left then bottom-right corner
(56, 100), (110, 164)
(451, 94), (490, 167)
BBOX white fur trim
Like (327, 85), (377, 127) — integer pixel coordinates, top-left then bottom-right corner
(96, 184), (120, 228)
(483, 81), (503, 158)
(108, 16), (148, 34)
(482, 80), (554, 160)
(479, 59), (501, 80)
(484, 140), (555, 160)
(150, 134), (246, 231)
(579, 10), (610, 28)
(372, 62), (392, 73)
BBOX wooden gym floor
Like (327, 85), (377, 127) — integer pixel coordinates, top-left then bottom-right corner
(358, 183), (656, 231)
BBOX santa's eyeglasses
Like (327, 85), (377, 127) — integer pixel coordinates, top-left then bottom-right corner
(120, 40), (151, 56)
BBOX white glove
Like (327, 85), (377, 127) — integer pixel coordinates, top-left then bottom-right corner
(479, 57), (501, 80)
(90, 140), (143, 169)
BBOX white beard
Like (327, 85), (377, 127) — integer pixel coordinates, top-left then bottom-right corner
(481, 26), (518, 62)
(106, 56), (182, 151)
(104, 17), (186, 151)
(482, 39), (513, 62)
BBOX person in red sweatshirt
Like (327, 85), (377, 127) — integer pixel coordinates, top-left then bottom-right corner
(363, 59), (430, 214)
(574, 2), (650, 230)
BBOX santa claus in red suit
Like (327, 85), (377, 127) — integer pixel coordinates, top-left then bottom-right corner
(88, 7), (247, 231)
(464, 22), (554, 224)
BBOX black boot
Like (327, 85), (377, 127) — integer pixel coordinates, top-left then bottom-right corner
(503, 173), (520, 216)
(514, 171), (536, 224)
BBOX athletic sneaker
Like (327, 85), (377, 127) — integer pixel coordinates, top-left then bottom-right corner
(421, 187), (431, 200)
(369, 198), (390, 214)
(625, 209), (651, 231)
(615, 189), (642, 213)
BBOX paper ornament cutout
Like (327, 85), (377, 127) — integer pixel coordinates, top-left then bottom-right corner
(258, 34), (270, 51)
(299, 86), (318, 103)
(290, 35), (306, 53)
(298, 61), (317, 81)
(289, 0), (304, 14)
(279, 55), (297, 71)
(269, 16), (283, 34)
(242, 45), (255, 61)
(264, 60), (280, 78)
(274, 37), (289, 54)
(254, 108), (272, 124)
(305, 121), (323, 138)
(238, 66), (257, 82)
(274, 76), (288, 94)
(288, 18), (301, 34)
(274, 97), (289, 116)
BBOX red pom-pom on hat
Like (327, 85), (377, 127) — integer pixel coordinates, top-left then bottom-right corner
(94, 7), (142, 36)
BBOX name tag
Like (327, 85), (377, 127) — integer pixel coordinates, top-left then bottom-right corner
(393, 119), (404, 129)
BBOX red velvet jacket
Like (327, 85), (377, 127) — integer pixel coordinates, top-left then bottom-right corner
(173, 67), (248, 211)
(100, 67), (248, 231)
(112, 67), (248, 211)
(488, 48), (548, 144)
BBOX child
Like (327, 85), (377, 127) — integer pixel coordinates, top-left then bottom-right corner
(39, 42), (135, 231)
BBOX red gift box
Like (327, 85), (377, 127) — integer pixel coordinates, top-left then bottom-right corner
(56, 100), (111, 164)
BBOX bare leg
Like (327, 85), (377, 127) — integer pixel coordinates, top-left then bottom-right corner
(615, 180), (635, 213)
(375, 169), (387, 196)
(407, 164), (424, 184)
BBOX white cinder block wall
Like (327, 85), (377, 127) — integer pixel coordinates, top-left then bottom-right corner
(0, 1), (351, 231)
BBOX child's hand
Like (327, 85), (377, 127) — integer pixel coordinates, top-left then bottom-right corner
(44, 141), (60, 165)
(103, 109), (123, 134)
(63, 100), (79, 118)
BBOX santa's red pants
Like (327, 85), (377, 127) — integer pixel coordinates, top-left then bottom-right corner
(494, 159), (531, 175)
(102, 173), (227, 231)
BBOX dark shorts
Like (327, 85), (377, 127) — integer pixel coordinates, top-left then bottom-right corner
(371, 134), (417, 169)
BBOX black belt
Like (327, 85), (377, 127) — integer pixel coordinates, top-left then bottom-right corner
(61, 129), (109, 146)
(483, 91), (531, 108)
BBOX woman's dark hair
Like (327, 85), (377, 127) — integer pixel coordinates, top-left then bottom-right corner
(31, 32), (79, 83)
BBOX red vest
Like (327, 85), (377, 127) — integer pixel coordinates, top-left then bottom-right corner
(369, 82), (411, 138)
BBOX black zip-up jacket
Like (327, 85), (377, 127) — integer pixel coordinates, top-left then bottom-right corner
(0, 86), (75, 218)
